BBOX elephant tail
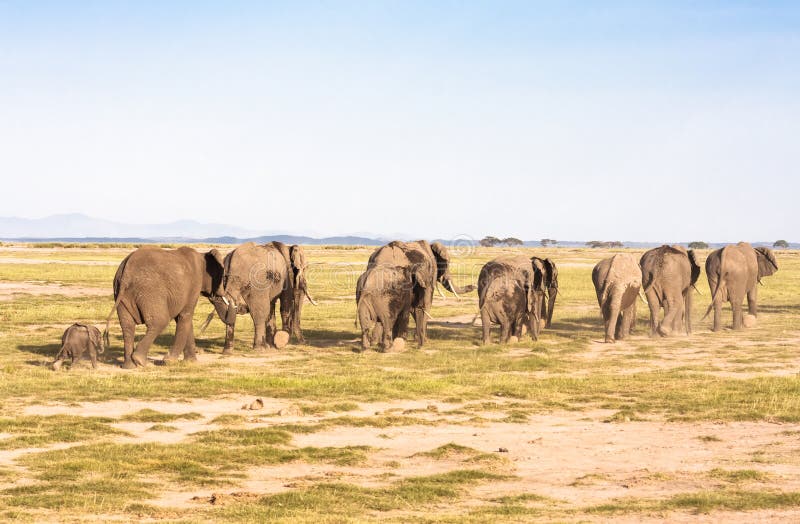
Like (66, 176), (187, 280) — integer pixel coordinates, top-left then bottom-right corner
(103, 292), (124, 348)
(702, 249), (727, 320)
(104, 253), (132, 347)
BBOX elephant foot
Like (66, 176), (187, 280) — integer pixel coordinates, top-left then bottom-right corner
(222, 348), (234, 356)
(604, 336), (615, 344)
(121, 359), (137, 370)
(183, 355), (198, 363)
(657, 325), (671, 337)
(131, 351), (148, 367)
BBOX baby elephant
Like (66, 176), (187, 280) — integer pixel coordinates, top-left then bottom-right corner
(53, 323), (105, 370)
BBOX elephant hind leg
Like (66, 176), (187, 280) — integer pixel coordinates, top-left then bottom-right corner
(164, 313), (191, 362)
(132, 319), (169, 367)
(119, 308), (137, 369)
(480, 308), (492, 345)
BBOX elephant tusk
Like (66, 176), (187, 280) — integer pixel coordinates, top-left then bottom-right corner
(638, 288), (647, 303)
(222, 296), (229, 306)
(449, 281), (460, 300)
(435, 282), (446, 299)
(52, 359), (63, 371)
(304, 288), (318, 306)
(199, 312), (215, 333)
(692, 284), (703, 295)
(422, 309), (434, 320)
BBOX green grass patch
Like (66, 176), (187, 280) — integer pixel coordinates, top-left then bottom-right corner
(218, 469), (507, 520)
(0, 415), (125, 449)
(120, 409), (204, 423)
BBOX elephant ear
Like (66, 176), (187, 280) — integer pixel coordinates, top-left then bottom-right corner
(687, 250), (701, 286)
(87, 326), (103, 353)
(205, 249), (227, 295)
(543, 258), (558, 289)
(430, 241), (449, 279)
(755, 247), (778, 279)
(412, 266), (429, 288)
(289, 245), (306, 288)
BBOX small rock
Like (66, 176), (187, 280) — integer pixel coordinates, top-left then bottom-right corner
(498, 447), (509, 453)
(387, 337), (406, 353)
(743, 314), (757, 328)
(273, 330), (290, 349)
(243, 398), (264, 411)
(278, 405), (302, 417)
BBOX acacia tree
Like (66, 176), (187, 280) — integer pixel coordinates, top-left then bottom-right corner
(480, 236), (501, 247)
(502, 237), (523, 246)
(774, 240), (789, 249)
(540, 238), (557, 247)
(688, 241), (709, 249)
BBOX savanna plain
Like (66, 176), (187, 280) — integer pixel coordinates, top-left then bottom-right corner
(0, 243), (799, 523)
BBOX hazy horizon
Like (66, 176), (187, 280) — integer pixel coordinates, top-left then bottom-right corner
(1, 2), (798, 242)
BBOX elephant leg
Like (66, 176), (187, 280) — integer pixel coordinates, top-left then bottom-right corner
(645, 291), (659, 336)
(265, 301), (278, 347)
(605, 296), (621, 344)
(546, 290), (556, 328)
(480, 308), (492, 345)
(660, 298), (679, 337)
(182, 315), (198, 362)
(293, 296), (306, 344)
(393, 310), (410, 339)
(132, 319), (169, 367)
(731, 297), (744, 330)
(119, 309), (137, 369)
(746, 287), (758, 317)
(164, 313), (191, 362)
(500, 321), (511, 344)
(223, 320), (235, 355)
(618, 303), (635, 340)
(371, 322), (383, 346)
(251, 311), (268, 350)
(89, 347), (97, 369)
(684, 289), (693, 335)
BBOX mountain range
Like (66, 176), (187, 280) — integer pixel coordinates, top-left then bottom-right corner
(0, 214), (794, 249)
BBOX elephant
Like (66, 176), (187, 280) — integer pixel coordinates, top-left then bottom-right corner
(357, 264), (424, 351)
(639, 245), (701, 337)
(208, 242), (316, 352)
(478, 255), (546, 345)
(592, 253), (642, 343)
(104, 246), (226, 368)
(704, 242), (778, 331)
(531, 257), (558, 328)
(53, 323), (105, 370)
(357, 241), (475, 346)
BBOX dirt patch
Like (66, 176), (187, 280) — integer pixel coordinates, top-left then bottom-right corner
(0, 281), (108, 301)
(0, 257), (117, 266)
(24, 397), (798, 517)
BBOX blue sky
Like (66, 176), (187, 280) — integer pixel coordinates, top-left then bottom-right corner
(1, 1), (798, 241)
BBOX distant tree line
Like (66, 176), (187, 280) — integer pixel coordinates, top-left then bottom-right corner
(688, 241), (708, 249)
(585, 240), (624, 248)
(479, 236), (523, 247)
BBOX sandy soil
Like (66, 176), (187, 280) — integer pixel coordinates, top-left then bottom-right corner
(12, 397), (800, 520)
(0, 281), (109, 301)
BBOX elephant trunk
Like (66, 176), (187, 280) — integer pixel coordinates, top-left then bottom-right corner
(441, 275), (476, 296)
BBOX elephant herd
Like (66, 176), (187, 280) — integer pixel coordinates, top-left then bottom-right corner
(51, 240), (779, 369)
(591, 243), (778, 344)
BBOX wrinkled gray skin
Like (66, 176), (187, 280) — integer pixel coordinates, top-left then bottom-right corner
(705, 242), (778, 331)
(592, 254), (642, 343)
(357, 265), (424, 351)
(357, 241), (475, 346)
(531, 257), (558, 328)
(53, 323), (105, 370)
(478, 255), (545, 345)
(210, 242), (315, 351)
(105, 246), (226, 369)
(640, 245), (701, 337)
